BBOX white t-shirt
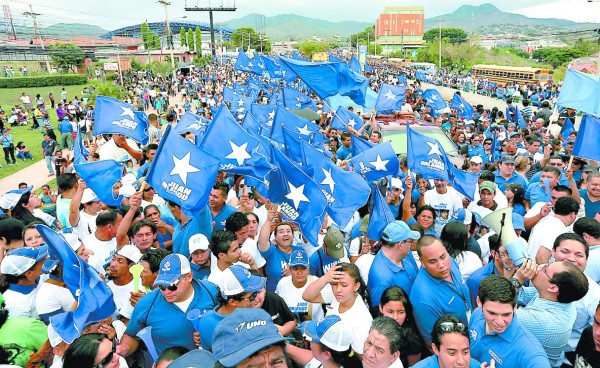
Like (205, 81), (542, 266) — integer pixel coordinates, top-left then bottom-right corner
(241, 237), (267, 268)
(275, 275), (325, 322)
(98, 138), (141, 162)
(83, 234), (117, 275)
(472, 183), (508, 208)
(322, 292), (372, 354)
(3, 288), (39, 319)
(35, 281), (75, 316)
(454, 251), (483, 282)
(73, 210), (98, 239)
(207, 265), (227, 290)
(424, 188), (464, 234)
(354, 253), (376, 285)
(107, 279), (135, 315)
(527, 216), (568, 259)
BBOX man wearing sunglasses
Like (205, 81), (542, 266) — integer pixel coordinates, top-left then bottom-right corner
(116, 253), (219, 358)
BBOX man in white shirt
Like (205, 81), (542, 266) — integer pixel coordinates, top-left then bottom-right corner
(467, 181), (505, 219)
(98, 134), (142, 162)
(207, 230), (256, 289)
(423, 179), (463, 234)
(106, 244), (142, 317)
(69, 183), (102, 239)
(83, 209), (123, 275)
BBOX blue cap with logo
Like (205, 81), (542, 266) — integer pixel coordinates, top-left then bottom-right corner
(168, 350), (217, 368)
(1, 245), (48, 276)
(289, 250), (309, 268)
(450, 208), (474, 225)
(153, 253), (191, 287)
(213, 308), (285, 367)
(302, 315), (352, 352)
(221, 265), (266, 296)
(382, 220), (420, 243)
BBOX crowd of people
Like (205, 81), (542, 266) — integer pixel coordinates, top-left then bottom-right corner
(0, 52), (598, 368)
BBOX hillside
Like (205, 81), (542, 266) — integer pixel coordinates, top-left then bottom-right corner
(225, 13), (372, 40)
(8, 23), (107, 40)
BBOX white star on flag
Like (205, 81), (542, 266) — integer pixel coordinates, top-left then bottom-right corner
(383, 89), (397, 101)
(347, 118), (357, 128)
(268, 110), (276, 120)
(369, 154), (389, 171)
(459, 103), (465, 109)
(170, 152), (201, 185)
(225, 141), (251, 166)
(430, 94), (438, 101)
(248, 62), (254, 68)
(426, 142), (443, 158)
(297, 124), (311, 135)
(119, 106), (135, 119)
(321, 168), (336, 193)
(237, 98), (245, 107)
(285, 182), (310, 210)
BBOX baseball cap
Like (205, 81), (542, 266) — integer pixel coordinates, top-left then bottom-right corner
(0, 245), (48, 276)
(324, 227), (345, 259)
(359, 215), (369, 233)
(0, 186), (33, 211)
(220, 265), (266, 296)
(469, 156), (483, 164)
(121, 173), (138, 188)
(168, 350), (217, 368)
(583, 164), (598, 173)
(81, 188), (99, 204)
(504, 183), (525, 197)
(119, 184), (136, 198)
(450, 208), (474, 225)
(519, 152), (534, 160)
(289, 250), (309, 268)
(153, 253), (192, 287)
(116, 244), (142, 264)
(381, 220), (421, 243)
(189, 233), (210, 254)
(479, 181), (496, 193)
(512, 213), (525, 231)
(302, 315), (352, 352)
(500, 155), (516, 164)
(507, 123), (516, 128)
(390, 178), (403, 192)
(213, 308), (285, 367)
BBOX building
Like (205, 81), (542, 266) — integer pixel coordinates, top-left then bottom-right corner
(375, 6), (426, 55)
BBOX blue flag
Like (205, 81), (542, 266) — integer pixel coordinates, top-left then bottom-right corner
(234, 50), (261, 74)
(222, 86), (241, 104)
(406, 126), (478, 200)
(249, 104), (276, 135)
(146, 125), (220, 214)
(366, 183), (395, 240)
(556, 68), (600, 115)
(281, 128), (309, 170)
(300, 139), (370, 228)
(398, 76), (408, 87)
(73, 126), (89, 165)
(375, 84), (406, 112)
(36, 225), (116, 344)
(329, 55), (344, 63)
(572, 114), (600, 161)
(94, 96), (149, 144)
(422, 89), (447, 111)
(351, 135), (375, 157)
(282, 87), (316, 110)
(173, 111), (207, 135)
(270, 106), (320, 145)
(230, 94), (254, 114)
(560, 119), (575, 140)
(292, 52), (306, 61)
(350, 142), (399, 182)
(279, 57), (369, 106)
(349, 56), (361, 73)
(364, 62), (373, 73)
(200, 105), (275, 184)
(269, 145), (328, 246)
(73, 160), (124, 207)
(415, 70), (427, 81)
(450, 93), (474, 120)
(330, 107), (365, 132)
(515, 106), (527, 129)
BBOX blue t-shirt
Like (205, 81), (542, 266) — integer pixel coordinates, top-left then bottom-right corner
(368, 250), (418, 307)
(410, 258), (472, 346)
(580, 189), (600, 218)
(309, 248), (345, 277)
(211, 204), (238, 233)
(411, 355), (480, 368)
(171, 206), (212, 258)
(525, 182), (550, 208)
(125, 279), (218, 355)
(493, 171), (528, 193)
(191, 262), (210, 281)
(469, 307), (551, 368)
(467, 145), (485, 158)
(529, 171), (569, 187)
(260, 244), (303, 292)
(466, 262), (498, 308)
(336, 145), (352, 161)
(197, 308), (227, 352)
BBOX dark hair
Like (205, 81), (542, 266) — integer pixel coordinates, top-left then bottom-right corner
(129, 219), (157, 238)
(96, 209), (120, 228)
(440, 222), (469, 258)
(554, 197), (579, 217)
(370, 317), (404, 354)
(416, 234), (440, 257)
(371, 131), (382, 139)
(552, 233), (588, 258)
(340, 132), (352, 141)
(379, 286), (417, 329)
(245, 211), (260, 225)
(552, 185), (572, 196)
(143, 204), (161, 217)
(225, 211), (249, 233)
(552, 261), (589, 303)
(431, 315), (468, 350)
(336, 262), (371, 309)
(210, 230), (237, 258)
(542, 166), (561, 177)
(573, 217), (600, 239)
(478, 275), (516, 307)
(62, 333), (106, 368)
(140, 248), (171, 274)
(0, 218), (25, 245)
(11, 191), (42, 226)
(416, 205), (437, 221)
(57, 173), (77, 191)
(479, 170), (495, 182)
(212, 181), (230, 196)
(157, 346), (190, 366)
(316, 342), (362, 368)
(489, 234), (501, 254)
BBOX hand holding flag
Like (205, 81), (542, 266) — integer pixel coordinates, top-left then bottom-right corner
(94, 96), (149, 144)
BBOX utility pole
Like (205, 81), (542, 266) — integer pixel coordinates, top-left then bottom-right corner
(435, 19), (446, 73)
(23, 5), (51, 72)
(158, 0), (176, 69)
(184, 0), (236, 57)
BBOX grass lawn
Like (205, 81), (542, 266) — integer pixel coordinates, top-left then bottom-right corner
(0, 83), (92, 178)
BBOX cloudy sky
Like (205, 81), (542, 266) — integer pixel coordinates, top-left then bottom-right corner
(8, 0), (600, 31)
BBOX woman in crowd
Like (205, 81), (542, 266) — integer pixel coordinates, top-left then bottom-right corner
(15, 141), (33, 162)
(62, 333), (121, 368)
(440, 222), (482, 282)
(505, 183), (528, 216)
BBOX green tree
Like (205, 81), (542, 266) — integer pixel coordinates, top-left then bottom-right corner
(423, 28), (468, 44)
(348, 26), (376, 49)
(187, 29), (195, 52)
(546, 48), (585, 68)
(130, 57), (143, 71)
(368, 43), (382, 55)
(295, 41), (329, 59)
(195, 26), (202, 55)
(140, 22), (153, 50)
(48, 43), (85, 72)
(89, 80), (127, 104)
(231, 27), (258, 51)
(180, 26), (187, 47)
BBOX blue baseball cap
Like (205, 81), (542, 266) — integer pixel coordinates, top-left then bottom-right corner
(0, 245), (48, 276)
(221, 265), (266, 296)
(512, 213), (525, 231)
(289, 250), (309, 268)
(302, 315), (352, 351)
(450, 208), (474, 225)
(0, 185), (34, 211)
(153, 253), (191, 287)
(381, 220), (420, 243)
(168, 350), (217, 368)
(213, 308), (285, 367)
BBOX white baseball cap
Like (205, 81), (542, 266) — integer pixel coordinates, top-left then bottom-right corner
(189, 233), (209, 254)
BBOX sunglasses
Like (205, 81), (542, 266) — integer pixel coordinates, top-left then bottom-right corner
(143, 187), (154, 192)
(241, 291), (259, 303)
(484, 142), (492, 145)
(439, 321), (467, 333)
(158, 276), (184, 292)
(95, 338), (116, 368)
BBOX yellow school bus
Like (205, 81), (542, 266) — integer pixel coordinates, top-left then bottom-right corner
(472, 64), (553, 84)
